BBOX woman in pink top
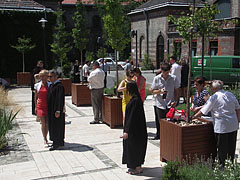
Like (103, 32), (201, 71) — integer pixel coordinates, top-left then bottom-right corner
(133, 68), (146, 103)
(34, 70), (51, 145)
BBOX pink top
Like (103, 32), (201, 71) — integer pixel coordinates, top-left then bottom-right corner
(36, 85), (48, 117)
(134, 75), (146, 103)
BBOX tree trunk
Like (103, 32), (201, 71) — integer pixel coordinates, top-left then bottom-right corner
(115, 49), (119, 97)
(186, 37), (193, 123)
(81, 50), (83, 84)
(22, 53), (25, 73)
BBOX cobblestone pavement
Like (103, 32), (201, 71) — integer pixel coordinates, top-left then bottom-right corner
(0, 87), (239, 180)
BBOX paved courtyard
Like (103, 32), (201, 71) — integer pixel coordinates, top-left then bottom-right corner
(0, 87), (239, 180)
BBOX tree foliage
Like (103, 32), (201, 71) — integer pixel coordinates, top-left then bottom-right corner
(169, 4), (221, 43)
(50, 9), (71, 68)
(72, 1), (89, 63)
(11, 36), (35, 72)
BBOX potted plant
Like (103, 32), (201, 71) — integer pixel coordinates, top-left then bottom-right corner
(103, 87), (123, 128)
(159, 3), (221, 162)
(50, 9), (72, 95)
(11, 36), (35, 86)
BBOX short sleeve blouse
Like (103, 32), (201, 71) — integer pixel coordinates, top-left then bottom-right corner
(193, 89), (209, 107)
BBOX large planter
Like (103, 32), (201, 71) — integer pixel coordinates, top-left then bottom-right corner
(60, 78), (72, 96)
(72, 83), (91, 106)
(160, 119), (216, 162)
(17, 72), (30, 86)
(103, 95), (123, 128)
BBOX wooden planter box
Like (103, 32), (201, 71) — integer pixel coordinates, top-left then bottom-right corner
(60, 78), (72, 96)
(160, 119), (216, 163)
(103, 95), (123, 128)
(72, 83), (91, 106)
(17, 72), (30, 86)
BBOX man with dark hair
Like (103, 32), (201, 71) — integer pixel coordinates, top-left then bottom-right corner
(47, 70), (65, 151)
(82, 61), (91, 83)
(88, 61), (105, 124)
(151, 63), (179, 140)
(31, 61), (43, 115)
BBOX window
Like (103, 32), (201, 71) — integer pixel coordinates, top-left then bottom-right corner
(192, 41), (197, 56)
(173, 41), (182, 60)
(209, 41), (218, 56)
(232, 58), (240, 68)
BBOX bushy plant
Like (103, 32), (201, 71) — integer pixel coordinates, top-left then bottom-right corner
(62, 62), (72, 78)
(162, 158), (240, 180)
(85, 51), (95, 62)
(141, 54), (154, 70)
(0, 109), (19, 149)
(225, 83), (240, 103)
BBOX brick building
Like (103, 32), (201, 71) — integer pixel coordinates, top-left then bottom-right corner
(129, 0), (240, 68)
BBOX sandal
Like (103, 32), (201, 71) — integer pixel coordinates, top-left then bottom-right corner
(127, 168), (143, 175)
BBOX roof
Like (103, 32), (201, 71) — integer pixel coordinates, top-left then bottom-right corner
(62, 0), (95, 5)
(0, 0), (52, 11)
(130, 0), (211, 14)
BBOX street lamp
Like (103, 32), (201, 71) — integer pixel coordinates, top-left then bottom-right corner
(130, 29), (138, 67)
(39, 17), (48, 69)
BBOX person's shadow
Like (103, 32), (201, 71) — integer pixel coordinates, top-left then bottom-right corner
(135, 167), (163, 179)
(59, 142), (93, 152)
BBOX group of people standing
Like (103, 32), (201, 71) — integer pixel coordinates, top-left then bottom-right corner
(31, 61), (65, 151)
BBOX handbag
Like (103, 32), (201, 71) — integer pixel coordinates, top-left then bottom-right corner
(166, 108), (187, 120)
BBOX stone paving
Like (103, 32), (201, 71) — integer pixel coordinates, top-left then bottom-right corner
(0, 87), (239, 180)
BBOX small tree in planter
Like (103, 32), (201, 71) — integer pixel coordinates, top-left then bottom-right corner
(103, 0), (129, 88)
(169, 3), (221, 122)
(50, 9), (72, 77)
(72, 1), (89, 81)
(11, 36), (35, 73)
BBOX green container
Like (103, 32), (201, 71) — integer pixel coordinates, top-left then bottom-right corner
(192, 56), (240, 85)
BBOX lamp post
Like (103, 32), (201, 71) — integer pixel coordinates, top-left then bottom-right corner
(143, 8), (149, 57)
(130, 29), (138, 67)
(39, 17), (48, 69)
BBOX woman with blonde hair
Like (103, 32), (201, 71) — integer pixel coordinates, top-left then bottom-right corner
(34, 70), (51, 145)
(117, 70), (134, 124)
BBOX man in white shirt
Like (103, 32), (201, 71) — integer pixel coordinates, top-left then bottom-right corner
(151, 63), (180, 139)
(193, 80), (240, 166)
(169, 56), (181, 104)
(82, 61), (90, 83)
(88, 61), (105, 124)
(122, 59), (131, 72)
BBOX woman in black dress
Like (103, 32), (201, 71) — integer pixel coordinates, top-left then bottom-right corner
(121, 80), (148, 175)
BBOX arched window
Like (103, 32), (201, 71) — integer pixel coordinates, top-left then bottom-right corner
(139, 36), (145, 61)
(156, 35), (164, 69)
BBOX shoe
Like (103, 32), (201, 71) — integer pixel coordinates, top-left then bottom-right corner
(49, 145), (59, 151)
(127, 168), (143, 175)
(153, 136), (160, 140)
(90, 121), (100, 124)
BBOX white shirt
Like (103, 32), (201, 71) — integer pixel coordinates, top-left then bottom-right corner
(201, 89), (240, 133)
(34, 81), (51, 93)
(82, 64), (89, 77)
(122, 63), (131, 71)
(170, 62), (181, 85)
(88, 68), (105, 89)
(151, 74), (180, 109)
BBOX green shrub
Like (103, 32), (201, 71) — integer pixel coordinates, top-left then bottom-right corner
(104, 87), (115, 96)
(85, 51), (95, 62)
(0, 109), (19, 149)
(162, 158), (240, 180)
(62, 62), (72, 78)
(141, 54), (154, 70)
(225, 83), (240, 103)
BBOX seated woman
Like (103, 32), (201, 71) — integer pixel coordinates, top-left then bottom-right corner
(34, 70), (51, 146)
(121, 80), (148, 175)
(190, 76), (210, 114)
(117, 70), (134, 125)
(133, 68), (146, 103)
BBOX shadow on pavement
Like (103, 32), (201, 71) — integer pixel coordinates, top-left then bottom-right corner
(136, 167), (162, 179)
(146, 121), (156, 128)
(61, 142), (93, 152)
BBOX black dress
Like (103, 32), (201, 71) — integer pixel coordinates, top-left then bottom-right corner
(181, 64), (189, 88)
(73, 65), (80, 83)
(47, 81), (65, 146)
(122, 95), (148, 169)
